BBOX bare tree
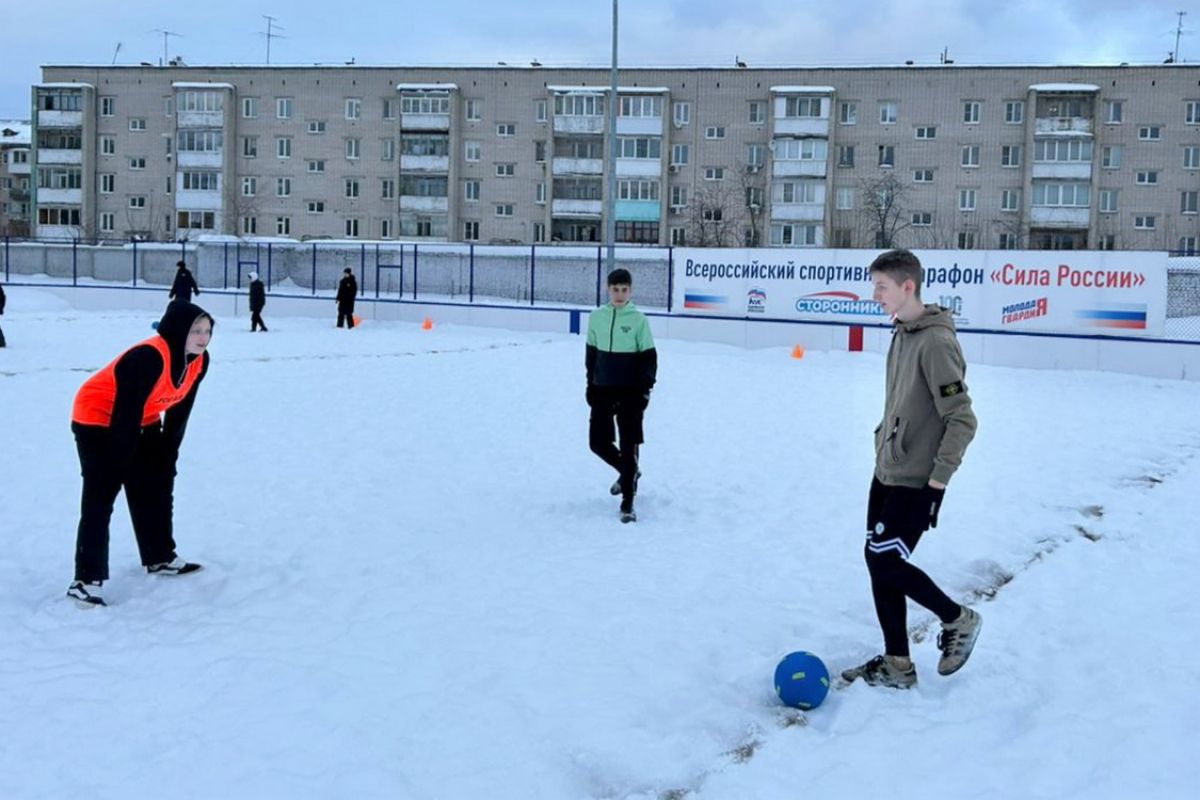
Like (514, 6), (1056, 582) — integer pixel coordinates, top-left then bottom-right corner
(224, 179), (262, 237)
(736, 162), (768, 246)
(689, 182), (739, 247)
(857, 171), (912, 248)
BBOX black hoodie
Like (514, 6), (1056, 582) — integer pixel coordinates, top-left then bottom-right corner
(101, 300), (212, 467)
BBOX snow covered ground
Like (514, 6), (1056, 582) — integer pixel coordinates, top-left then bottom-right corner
(0, 287), (1197, 800)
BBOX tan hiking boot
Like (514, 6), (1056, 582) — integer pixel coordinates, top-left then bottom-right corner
(841, 654), (917, 689)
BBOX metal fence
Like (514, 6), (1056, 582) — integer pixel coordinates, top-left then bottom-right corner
(3, 236), (1200, 340)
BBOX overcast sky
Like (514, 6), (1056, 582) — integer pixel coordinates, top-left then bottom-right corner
(2, 0), (1192, 119)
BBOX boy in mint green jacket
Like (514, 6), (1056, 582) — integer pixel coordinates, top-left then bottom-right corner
(585, 268), (657, 523)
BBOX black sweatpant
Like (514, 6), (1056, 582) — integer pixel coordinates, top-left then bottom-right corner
(864, 477), (961, 657)
(589, 388), (645, 500)
(73, 422), (179, 582)
(337, 305), (356, 328)
(250, 310), (268, 331)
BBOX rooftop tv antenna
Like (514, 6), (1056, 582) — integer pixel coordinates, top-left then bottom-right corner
(259, 16), (287, 64)
(1172, 10), (1191, 62)
(111, 42), (122, 65)
(152, 29), (182, 67)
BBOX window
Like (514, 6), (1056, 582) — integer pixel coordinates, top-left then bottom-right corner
(671, 144), (689, 166)
(383, 98), (397, 120)
(839, 102), (858, 125)
(1179, 236), (1198, 254)
(773, 182), (818, 204)
(165, 176), (173, 195)
(241, 97), (257, 119)
(242, 177), (257, 197)
(276, 217), (291, 235)
(963, 101), (981, 124)
(838, 145), (855, 168)
(748, 101), (766, 124)
(1105, 100), (1123, 123)
(307, 159), (325, 173)
(100, 174), (115, 193)
(835, 187), (854, 210)
(1001, 189), (1020, 211)
(915, 126), (936, 140)
(465, 141), (481, 161)
(701, 208), (722, 222)
(277, 177), (291, 197)
(345, 218), (360, 237)
(276, 137), (291, 159)
(1182, 191), (1199, 214)
(832, 228), (852, 247)
(241, 216), (257, 235)
(181, 172), (219, 191)
(129, 118), (146, 131)
(1134, 215), (1156, 230)
(177, 211), (217, 230)
(1139, 125), (1162, 141)
(1136, 170), (1159, 185)
(913, 168), (933, 183)
(670, 226), (687, 245)
(770, 223), (818, 246)
(878, 145), (895, 167)
(1098, 234), (1117, 250)
(37, 207), (81, 226)
(101, 136), (116, 155)
(617, 137), (662, 159)
(381, 179), (395, 200)
(1185, 146), (1200, 169)
(129, 196), (146, 208)
(670, 185), (688, 208)
(705, 126), (726, 140)
(615, 222), (659, 243)
(241, 136), (258, 158)
(128, 157), (146, 170)
(747, 143), (766, 168)
(308, 120), (326, 134)
(401, 93), (451, 115)
(1100, 189), (1119, 213)
(495, 163), (515, 177)
(495, 204), (514, 217)
(1102, 145), (1123, 169)
(746, 186), (764, 208)
(535, 100), (547, 122)
(1033, 182), (1090, 206)
(673, 101), (690, 126)
(704, 167), (725, 181)
(533, 222), (545, 243)
(961, 145), (980, 167)
(307, 200), (325, 214)
(37, 89), (82, 111)
(345, 98), (362, 120)
(998, 232), (1018, 249)
(879, 102), (898, 124)
(784, 97), (822, 118)
(496, 122), (516, 137)
(400, 176), (449, 197)
(957, 231), (976, 249)
(101, 97), (115, 117)
(465, 180), (480, 201)
(100, 212), (114, 232)
(1188, 101), (1200, 125)
(1005, 101), (1024, 124)
(465, 99), (481, 121)
(554, 93), (604, 116)
(344, 178), (360, 198)
(382, 139), (395, 161)
(617, 180), (659, 201)
(911, 211), (933, 226)
(958, 189), (977, 211)
(277, 97), (293, 119)
(775, 139), (828, 161)
(464, 220), (480, 241)
(619, 96), (663, 117)
(178, 130), (223, 153)
(536, 182), (546, 204)
(1035, 139), (1093, 162)
(380, 219), (393, 239)
(346, 138), (360, 159)
(37, 166), (82, 189)
(165, 97), (173, 117)
(1001, 145), (1022, 167)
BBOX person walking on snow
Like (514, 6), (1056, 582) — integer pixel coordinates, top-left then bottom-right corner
(0, 280), (7, 347)
(248, 271), (268, 332)
(842, 248), (982, 688)
(66, 300), (213, 608)
(169, 260), (201, 303)
(585, 268), (657, 523)
(336, 268), (357, 328)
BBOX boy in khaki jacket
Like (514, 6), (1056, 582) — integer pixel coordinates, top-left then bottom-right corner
(842, 249), (982, 689)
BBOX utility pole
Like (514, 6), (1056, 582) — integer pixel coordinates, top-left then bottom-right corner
(261, 16), (285, 64)
(152, 29), (182, 66)
(604, 0), (618, 275)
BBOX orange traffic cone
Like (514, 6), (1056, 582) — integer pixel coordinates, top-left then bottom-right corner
(422, 317), (433, 330)
(791, 344), (806, 360)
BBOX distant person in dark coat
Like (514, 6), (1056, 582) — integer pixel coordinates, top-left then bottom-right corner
(169, 260), (200, 303)
(0, 280), (6, 347)
(248, 271), (268, 332)
(336, 268), (357, 328)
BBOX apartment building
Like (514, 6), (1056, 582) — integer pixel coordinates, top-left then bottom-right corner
(27, 63), (1200, 251)
(0, 120), (32, 236)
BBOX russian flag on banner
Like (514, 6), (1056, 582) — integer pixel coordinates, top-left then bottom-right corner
(1074, 304), (1148, 330)
(684, 292), (728, 310)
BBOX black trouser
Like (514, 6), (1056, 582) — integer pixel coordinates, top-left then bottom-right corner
(73, 422), (178, 582)
(0, 322), (6, 347)
(250, 310), (267, 331)
(589, 388), (645, 500)
(337, 305), (355, 328)
(863, 477), (960, 657)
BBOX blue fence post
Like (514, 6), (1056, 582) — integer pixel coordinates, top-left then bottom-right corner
(413, 244), (419, 300)
(530, 244), (536, 306)
(132, 240), (137, 287)
(667, 245), (674, 312)
(399, 243), (405, 299)
(469, 243), (475, 303)
(359, 243), (366, 297)
(267, 242), (273, 289)
(374, 243), (380, 299)
(223, 241), (229, 290)
(72, 238), (78, 286)
(595, 246), (602, 306)
(311, 243), (317, 296)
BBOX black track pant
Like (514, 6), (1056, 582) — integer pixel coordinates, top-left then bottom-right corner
(337, 305), (356, 328)
(73, 422), (178, 582)
(251, 310), (268, 331)
(589, 389), (645, 501)
(864, 477), (961, 657)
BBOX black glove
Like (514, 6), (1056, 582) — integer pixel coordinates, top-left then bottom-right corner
(586, 385), (597, 407)
(926, 485), (946, 528)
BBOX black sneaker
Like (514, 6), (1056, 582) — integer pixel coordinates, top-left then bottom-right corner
(146, 558), (203, 576)
(610, 470), (642, 496)
(67, 580), (107, 608)
(620, 497), (637, 523)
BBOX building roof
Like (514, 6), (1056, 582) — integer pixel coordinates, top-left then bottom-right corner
(0, 120), (31, 146)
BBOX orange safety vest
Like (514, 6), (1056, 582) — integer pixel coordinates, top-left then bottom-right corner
(72, 336), (205, 427)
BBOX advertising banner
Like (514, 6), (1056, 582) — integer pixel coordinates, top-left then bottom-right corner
(672, 248), (1167, 337)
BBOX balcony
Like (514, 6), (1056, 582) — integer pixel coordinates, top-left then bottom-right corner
(37, 110), (84, 128)
(38, 148), (83, 165)
(9, 189), (30, 201)
(773, 161), (827, 178)
(8, 160), (31, 176)
(616, 117), (663, 136)
(400, 114), (450, 132)
(552, 158), (602, 176)
(1030, 206), (1090, 226)
(554, 116), (605, 135)
(38, 188), (82, 204)
(176, 189), (222, 210)
(177, 151), (223, 169)
(1034, 117), (1093, 136)
(614, 200), (660, 222)
(399, 196), (448, 212)
(400, 154), (450, 172)
(178, 110), (225, 128)
(615, 158), (661, 178)
(1031, 162), (1092, 180)
(552, 199), (602, 217)
(773, 119), (830, 137)
(771, 203), (825, 222)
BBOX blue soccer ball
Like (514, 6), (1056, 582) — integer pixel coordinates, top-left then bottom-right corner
(774, 651), (830, 710)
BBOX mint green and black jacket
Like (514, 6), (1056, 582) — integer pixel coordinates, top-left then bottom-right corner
(585, 302), (658, 390)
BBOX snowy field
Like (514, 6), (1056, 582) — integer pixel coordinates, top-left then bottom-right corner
(1, 286), (1197, 800)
